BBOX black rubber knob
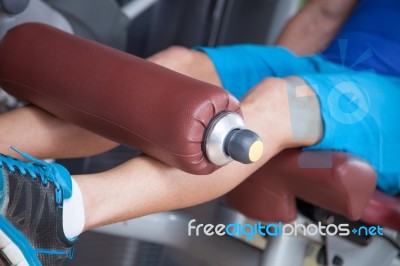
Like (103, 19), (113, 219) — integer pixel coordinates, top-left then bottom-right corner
(1, 0), (30, 15)
(225, 129), (263, 164)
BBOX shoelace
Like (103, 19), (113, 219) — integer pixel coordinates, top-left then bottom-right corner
(1, 146), (74, 259)
(0, 146), (63, 203)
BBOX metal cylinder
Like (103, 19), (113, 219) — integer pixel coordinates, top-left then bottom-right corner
(204, 111), (263, 165)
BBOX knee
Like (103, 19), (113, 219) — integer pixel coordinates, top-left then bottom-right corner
(163, 46), (193, 58)
(148, 46), (197, 72)
(250, 76), (316, 103)
(258, 77), (287, 90)
(244, 77), (288, 105)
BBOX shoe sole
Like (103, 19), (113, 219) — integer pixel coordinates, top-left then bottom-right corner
(0, 216), (41, 266)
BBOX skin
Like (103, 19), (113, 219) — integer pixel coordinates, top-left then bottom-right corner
(0, 0), (357, 230)
(277, 0), (358, 55)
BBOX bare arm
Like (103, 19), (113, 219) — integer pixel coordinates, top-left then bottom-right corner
(276, 0), (358, 55)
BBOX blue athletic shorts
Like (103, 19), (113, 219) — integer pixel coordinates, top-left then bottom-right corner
(196, 45), (400, 195)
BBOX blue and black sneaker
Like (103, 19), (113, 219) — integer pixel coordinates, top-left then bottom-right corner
(0, 147), (75, 266)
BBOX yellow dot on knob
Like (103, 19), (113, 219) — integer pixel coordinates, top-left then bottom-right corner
(249, 140), (264, 162)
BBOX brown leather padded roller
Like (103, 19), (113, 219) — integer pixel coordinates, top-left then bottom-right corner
(0, 23), (241, 174)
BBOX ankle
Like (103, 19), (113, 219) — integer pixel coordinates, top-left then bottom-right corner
(73, 175), (103, 231)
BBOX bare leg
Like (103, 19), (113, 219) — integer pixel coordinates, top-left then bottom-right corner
(147, 46), (223, 87)
(77, 75), (323, 229)
(0, 105), (118, 158)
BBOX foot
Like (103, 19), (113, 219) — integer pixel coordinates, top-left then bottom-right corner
(0, 147), (75, 266)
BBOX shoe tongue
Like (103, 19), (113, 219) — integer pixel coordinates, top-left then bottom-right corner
(50, 163), (73, 199)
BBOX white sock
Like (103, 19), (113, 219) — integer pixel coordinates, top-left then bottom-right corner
(62, 178), (85, 240)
